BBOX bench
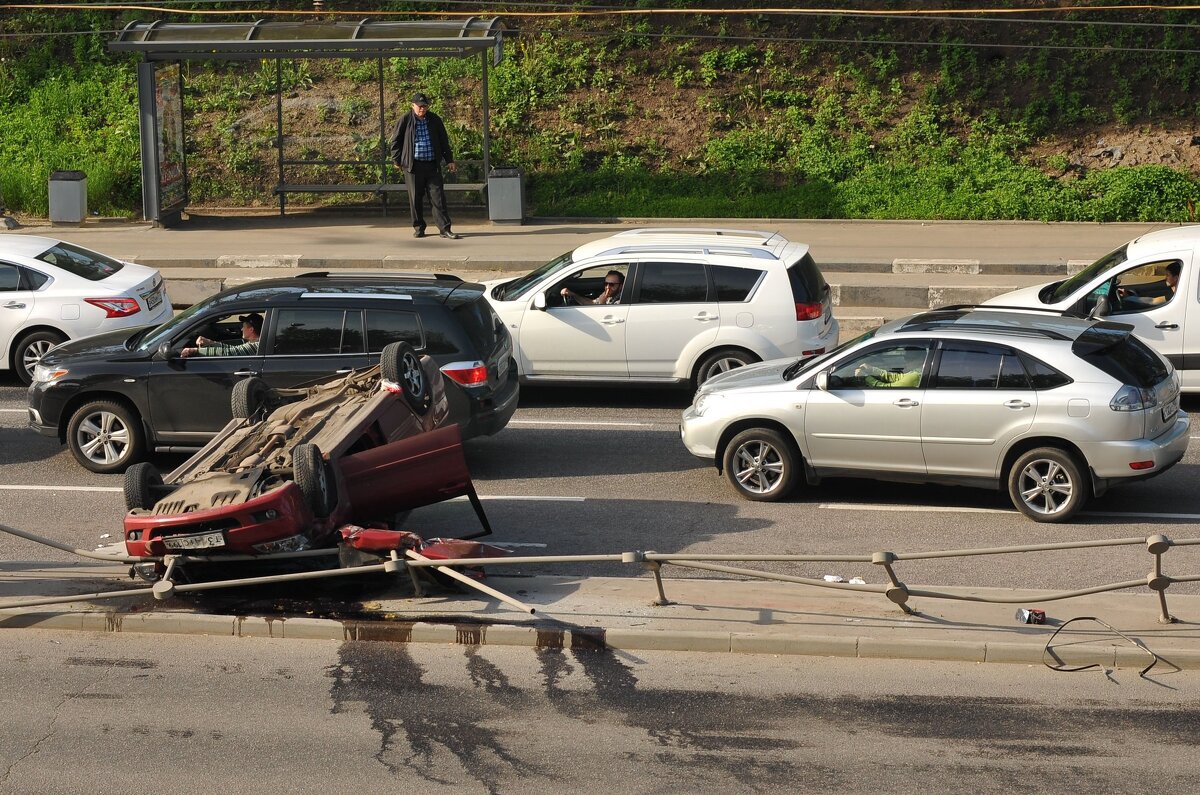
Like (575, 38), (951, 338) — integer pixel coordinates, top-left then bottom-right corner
(273, 159), (488, 214)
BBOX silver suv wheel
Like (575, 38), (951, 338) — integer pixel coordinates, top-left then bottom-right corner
(722, 428), (799, 502)
(1007, 447), (1087, 523)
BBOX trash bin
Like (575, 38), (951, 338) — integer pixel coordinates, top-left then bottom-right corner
(49, 170), (87, 223)
(487, 167), (524, 225)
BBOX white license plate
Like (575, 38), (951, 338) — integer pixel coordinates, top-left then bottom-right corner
(1163, 403), (1178, 423)
(162, 531), (226, 550)
(497, 357), (509, 380)
(143, 287), (163, 311)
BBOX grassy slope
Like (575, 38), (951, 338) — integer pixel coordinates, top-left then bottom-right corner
(2, 2), (1200, 220)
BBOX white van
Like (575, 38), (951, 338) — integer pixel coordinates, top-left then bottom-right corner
(984, 225), (1200, 392)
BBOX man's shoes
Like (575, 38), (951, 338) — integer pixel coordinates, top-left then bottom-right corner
(413, 228), (426, 238)
(439, 230), (462, 240)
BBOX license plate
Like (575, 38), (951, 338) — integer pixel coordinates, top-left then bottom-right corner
(162, 531), (226, 550)
(497, 356), (509, 380)
(1163, 402), (1178, 423)
(142, 286), (163, 311)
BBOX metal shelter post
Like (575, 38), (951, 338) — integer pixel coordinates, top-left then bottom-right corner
(276, 59), (285, 215)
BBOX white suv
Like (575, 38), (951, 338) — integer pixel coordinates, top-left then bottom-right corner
(484, 228), (838, 387)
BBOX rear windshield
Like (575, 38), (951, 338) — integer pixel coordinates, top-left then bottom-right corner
(35, 242), (124, 281)
(453, 297), (502, 356)
(1074, 326), (1169, 387)
(786, 253), (827, 303)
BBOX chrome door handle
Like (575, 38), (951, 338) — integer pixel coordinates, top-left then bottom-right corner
(335, 368), (353, 374)
(893, 398), (919, 407)
(692, 313), (718, 321)
(600, 317), (625, 325)
(2, 302), (25, 309)
(1155, 322), (1180, 330)
(1004, 399), (1032, 409)
(233, 370), (260, 377)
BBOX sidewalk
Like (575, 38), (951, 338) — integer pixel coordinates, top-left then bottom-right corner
(2, 561), (1198, 670)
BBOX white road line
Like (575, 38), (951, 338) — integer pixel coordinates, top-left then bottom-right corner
(0, 484), (122, 493)
(818, 501), (1200, 520)
(509, 419), (672, 428)
(0, 409), (25, 414)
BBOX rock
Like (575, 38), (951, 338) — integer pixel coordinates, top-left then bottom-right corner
(2, 216), (20, 230)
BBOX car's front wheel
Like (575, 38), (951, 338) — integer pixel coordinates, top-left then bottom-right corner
(292, 442), (337, 518)
(123, 461), (164, 511)
(13, 330), (67, 386)
(66, 400), (145, 474)
(722, 428), (800, 502)
(1007, 446), (1089, 523)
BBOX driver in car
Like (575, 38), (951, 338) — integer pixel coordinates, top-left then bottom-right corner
(560, 270), (624, 305)
(181, 313), (263, 358)
(1118, 262), (1181, 308)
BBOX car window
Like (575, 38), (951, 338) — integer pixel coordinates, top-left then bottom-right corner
(342, 310), (365, 354)
(1049, 244), (1128, 302)
(0, 263), (19, 291)
(828, 344), (929, 389)
(34, 242), (124, 281)
(1019, 353), (1072, 389)
(554, 264), (630, 307)
(22, 267), (50, 290)
(498, 250), (575, 300)
(1108, 259), (1181, 314)
(786, 253), (827, 304)
(272, 308), (348, 356)
(635, 261), (708, 304)
(452, 298), (501, 355)
(712, 265), (763, 302)
(933, 344), (1029, 389)
(365, 309), (423, 352)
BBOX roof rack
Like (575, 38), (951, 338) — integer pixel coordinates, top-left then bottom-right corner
(613, 227), (778, 243)
(297, 271), (463, 281)
(899, 320), (1074, 341)
(934, 304), (1073, 317)
(596, 244), (778, 260)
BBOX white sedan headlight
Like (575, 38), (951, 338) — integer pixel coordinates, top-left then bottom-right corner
(33, 364), (69, 383)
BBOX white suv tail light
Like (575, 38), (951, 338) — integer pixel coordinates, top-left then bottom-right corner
(795, 301), (822, 321)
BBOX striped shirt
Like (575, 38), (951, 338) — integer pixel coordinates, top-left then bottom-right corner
(413, 117), (434, 160)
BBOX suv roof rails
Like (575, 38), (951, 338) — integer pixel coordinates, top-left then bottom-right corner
(899, 320), (1074, 341)
(614, 227), (779, 243)
(597, 244), (779, 260)
(297, 271), (464, 281)
(934, 304), (1073, 317)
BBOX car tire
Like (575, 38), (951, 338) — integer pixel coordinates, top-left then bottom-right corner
(292, 442), (337, 518)
(123, 461), (163, 511)
(231, 376), (274, 420)
(66, 400), (145, 474)
(1007, 447), (1089, 523)
(722, 428), (800, 502)
(12, 330), (67, 386)
(381, 341), (431, 415)
(695, 349), (757, 388)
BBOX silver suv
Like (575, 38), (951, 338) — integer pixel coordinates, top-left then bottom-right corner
(681, 308), (1190, 522)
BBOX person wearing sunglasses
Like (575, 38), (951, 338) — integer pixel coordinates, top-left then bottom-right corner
(561, 270), (625, 305)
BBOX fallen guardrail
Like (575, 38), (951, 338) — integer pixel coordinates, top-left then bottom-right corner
(2, 523), (1198, 625)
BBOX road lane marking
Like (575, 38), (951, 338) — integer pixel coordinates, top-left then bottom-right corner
(509, 419), (673, 428)
(818, 502), (1200, 520)
(0, 409), (25, 413)
(0, 484), (122, 493)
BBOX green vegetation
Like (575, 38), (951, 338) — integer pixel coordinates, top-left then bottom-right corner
(2, 2), (1200, 221)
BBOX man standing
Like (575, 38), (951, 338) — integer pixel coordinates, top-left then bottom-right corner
(389, 92), (461, 239)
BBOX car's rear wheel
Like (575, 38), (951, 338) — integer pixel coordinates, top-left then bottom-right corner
(695, 349), (757, 388)
(123, 462), (164, 511)
(1007, 447), (1089, 523)
(231, 376), (274, 420)
(292, 442), (336, 518)
(67, 400), (145, 474)
(722, 428), (800, 502)
(382, 341), (431, 415)
(13, 330), (67, 386)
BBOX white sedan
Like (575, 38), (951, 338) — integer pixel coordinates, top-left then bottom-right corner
(0, 235), (172, 384)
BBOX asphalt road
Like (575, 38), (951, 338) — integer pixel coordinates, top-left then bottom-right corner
(3, 375), (1200, 596)
(1, 629), (1196, 794)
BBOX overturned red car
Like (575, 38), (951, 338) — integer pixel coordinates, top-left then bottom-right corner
(122, 342), (492, 560)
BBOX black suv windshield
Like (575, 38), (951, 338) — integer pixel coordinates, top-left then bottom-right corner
(497, 251), (574, 300)
(35, 242), (125, 281)
(1047, 245), (1128, 303)
(137, 302), (210, 351)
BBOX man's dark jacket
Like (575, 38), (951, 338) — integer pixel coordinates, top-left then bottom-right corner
(389, 110), (454, 172)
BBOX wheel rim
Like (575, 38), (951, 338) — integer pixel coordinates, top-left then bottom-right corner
(401, 352), (424, 397)
(22, 339), (56, 376)
(703, 356), (747, 383)
(75, 410), (131, 466)
(1017, 458), (1074, 516)
(732, 439), (785, 495)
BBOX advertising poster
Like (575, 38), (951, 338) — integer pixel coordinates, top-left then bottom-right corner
(154, 62), (186, 211)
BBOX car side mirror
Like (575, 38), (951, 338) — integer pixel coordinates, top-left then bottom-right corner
(533, 292), (547, 311)
(157, 341), (175, 360)
(1090, 294), (1111, 319)
(815, 371), (829, 391)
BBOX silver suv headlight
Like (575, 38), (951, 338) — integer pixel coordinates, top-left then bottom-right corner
(693, 391), (722, 417)
(32, 364), (69, 383)
(1109, 384), (1156, 412)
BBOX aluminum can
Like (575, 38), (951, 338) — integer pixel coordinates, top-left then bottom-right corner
(1015, 608), (1046, 624)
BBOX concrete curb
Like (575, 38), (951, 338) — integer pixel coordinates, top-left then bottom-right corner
(4, 607), (1196, 669)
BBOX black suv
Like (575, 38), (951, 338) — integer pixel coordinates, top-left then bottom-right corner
(27, 272), (519, 473)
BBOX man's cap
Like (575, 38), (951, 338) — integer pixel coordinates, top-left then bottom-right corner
(239, 313), (264, 332)
(411, 92), (431, 106)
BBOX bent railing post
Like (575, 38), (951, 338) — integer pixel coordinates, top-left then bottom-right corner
(872, 550), (914, 615)
(1145, 534), (1175, 624)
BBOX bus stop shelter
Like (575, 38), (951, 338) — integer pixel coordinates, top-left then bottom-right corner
(109, 18), (507, 225)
